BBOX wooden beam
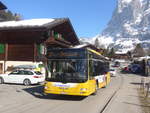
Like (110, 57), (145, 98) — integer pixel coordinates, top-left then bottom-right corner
(45, 37), (70, 48)
(4, 43), (8, 73)
(34, 43), (37, 62)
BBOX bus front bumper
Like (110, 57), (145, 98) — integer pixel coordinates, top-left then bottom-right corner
(44, 88), (91, 96)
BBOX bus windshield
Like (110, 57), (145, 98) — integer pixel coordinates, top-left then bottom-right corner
(46, 59), (87, 83)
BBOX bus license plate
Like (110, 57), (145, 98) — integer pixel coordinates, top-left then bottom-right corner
(61, 92), (67, 94)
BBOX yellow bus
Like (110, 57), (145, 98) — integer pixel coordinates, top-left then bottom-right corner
(44, 48), (110, 96)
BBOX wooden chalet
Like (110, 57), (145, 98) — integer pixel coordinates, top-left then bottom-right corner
(0, 18), (79, 73)
(0, 2), (7, 10)
(114, 53), (129, 59)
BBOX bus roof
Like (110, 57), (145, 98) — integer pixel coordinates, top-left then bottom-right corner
(87, 48), (101, 56)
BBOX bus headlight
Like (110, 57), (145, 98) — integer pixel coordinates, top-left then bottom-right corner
(45, 86), (48, 89)
(80, 88), (87, 91)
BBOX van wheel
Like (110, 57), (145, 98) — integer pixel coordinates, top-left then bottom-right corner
(103, 77), (107, 88)
(93, 84), (98, 95)
(23, 79), (31, 86)
(0, 77), (4, 84)
(92, 81), (99, 95)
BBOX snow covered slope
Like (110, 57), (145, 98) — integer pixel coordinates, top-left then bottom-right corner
(81, 0), (150, 53)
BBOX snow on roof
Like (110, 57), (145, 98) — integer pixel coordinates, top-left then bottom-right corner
(0, 18), (55, 28)
(138, 56), (150, 60)
(73, 44), (88, 48)
(115, 51), (127, 54)
(115, 49), (130, 54)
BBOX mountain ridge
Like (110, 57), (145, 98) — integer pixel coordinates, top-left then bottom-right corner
(80, 0), (150, 53)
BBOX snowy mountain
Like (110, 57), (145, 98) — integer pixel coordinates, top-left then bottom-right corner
(80, 0), (150, 53)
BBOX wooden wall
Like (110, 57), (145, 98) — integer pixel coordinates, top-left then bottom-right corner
(0, 53), (4, 60)
(7, 44), (35, 61)
(0, 44), (38, 73)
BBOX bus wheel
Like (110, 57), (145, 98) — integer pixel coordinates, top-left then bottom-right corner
(92, 83), (98, 95)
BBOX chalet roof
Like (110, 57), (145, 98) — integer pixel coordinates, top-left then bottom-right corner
(0, 18), (79, 45)
(0, 19), (55, 28)
(0, 1), (7, 10)
(133, 56), (150, 61)
(0, 18), (73, 30)
(73, 43), (103, 51)
(115, 51), (128, 54)
(73, 44), (88, 48)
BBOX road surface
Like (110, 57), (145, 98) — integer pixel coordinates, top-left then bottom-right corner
(0, 70), (144, 113)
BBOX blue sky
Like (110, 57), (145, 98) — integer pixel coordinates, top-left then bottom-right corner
(1, 0), (117, 38)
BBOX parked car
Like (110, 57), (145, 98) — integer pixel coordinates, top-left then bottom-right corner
(114, 61), (120, 67)
(112, 61), (120, 67)
(0, 70), (45, 86)
(129, 64), (142, 74)
(110, 68), (117, 77)
(121, 66), (130, 73)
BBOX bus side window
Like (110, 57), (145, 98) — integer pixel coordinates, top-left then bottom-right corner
(97, 61), (105, 75)
(89, 60), (94, 78)
(92, 61), (103, 76)
(93, 61), (99, 76)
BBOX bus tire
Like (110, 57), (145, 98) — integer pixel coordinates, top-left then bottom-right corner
(92, 81), (99, 95)
(92, 87), (97, 95)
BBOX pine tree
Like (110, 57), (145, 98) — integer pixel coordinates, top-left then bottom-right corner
(133, 43), (145, 57)
(102, 47), (109, 56)
(0, 10), (22, 22)
(108, 48), (115, 58)
(94, 38), (106, 49)
(95, 38), (99, 48)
